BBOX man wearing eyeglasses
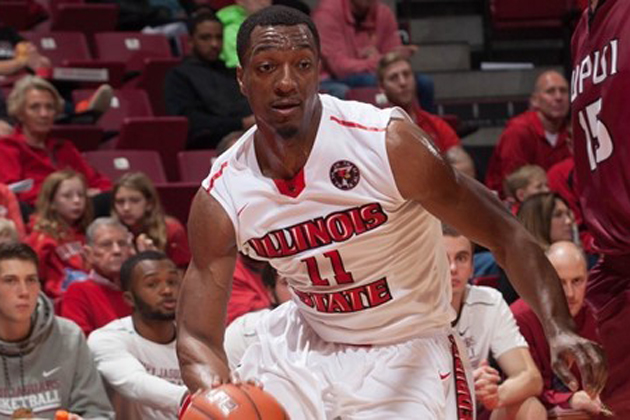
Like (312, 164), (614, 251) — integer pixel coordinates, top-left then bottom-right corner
(60, 217), (134, 336)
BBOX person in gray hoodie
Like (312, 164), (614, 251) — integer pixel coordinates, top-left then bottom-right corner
(0, 242), (114, 419)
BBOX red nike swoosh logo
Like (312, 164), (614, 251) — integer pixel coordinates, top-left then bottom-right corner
(439, 372), (451, 380)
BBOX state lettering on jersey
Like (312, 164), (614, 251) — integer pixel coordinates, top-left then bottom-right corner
(293, 277), (393, 314)
(247, 202), (388, 258)
(571, 38), (619, 103)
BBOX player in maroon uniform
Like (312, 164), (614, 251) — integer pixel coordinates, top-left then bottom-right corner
(571, 0), (630, 416)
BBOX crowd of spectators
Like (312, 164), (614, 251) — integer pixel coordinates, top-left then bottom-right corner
(0, 0), (608, 418)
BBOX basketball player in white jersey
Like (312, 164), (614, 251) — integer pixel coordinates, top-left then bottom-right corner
(176, 6), (606, 419)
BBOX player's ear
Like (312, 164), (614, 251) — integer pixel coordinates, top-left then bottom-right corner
(123, 291), (135, 308)
(237, 66), (248, 97)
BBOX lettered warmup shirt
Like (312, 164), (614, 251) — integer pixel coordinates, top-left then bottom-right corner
(203, 94), (454, 345)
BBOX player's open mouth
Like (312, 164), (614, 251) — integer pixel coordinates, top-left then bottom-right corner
(271, 100), (301, 114)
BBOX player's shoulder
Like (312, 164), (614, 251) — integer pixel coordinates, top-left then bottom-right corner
(88, 317), (134, 343)
(321, 94), (409, 132)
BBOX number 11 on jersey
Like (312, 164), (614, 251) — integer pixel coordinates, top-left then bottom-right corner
(302, 250), (354, 286)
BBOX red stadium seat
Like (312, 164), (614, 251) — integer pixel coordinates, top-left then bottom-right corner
(72, 88), (153, 134)
(113, 116), (188, 182)
(177, 34), (190, 57)
(137, 57), (182, 115)
(0, 2), (31, 30)
(94, 32), (172, 75)
(83, 150), (167, 183)
(50, 3), (118, 37)
(21, 32), (91, 67)
(155, 182), (198, 225)
(50, 125), (103, 152)
(177, 150), (217, 183)
(61, 59), (126, 88)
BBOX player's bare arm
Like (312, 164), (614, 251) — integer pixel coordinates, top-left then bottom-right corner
(386, 117), (607, 396)
(177, 189), (237, 391)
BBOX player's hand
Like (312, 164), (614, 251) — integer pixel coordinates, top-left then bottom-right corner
(473, 360), (501, 410)
(135, 233), (157, 252)
(548, 330), (607, 398)
(569, 390), (602, 414)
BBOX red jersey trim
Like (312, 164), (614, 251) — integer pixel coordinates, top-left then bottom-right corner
(330, 115), (387, 132)
(273, 168), (305, 198)
(204, 161), (229, 193)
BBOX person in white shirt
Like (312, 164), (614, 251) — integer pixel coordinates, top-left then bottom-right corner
(88, 251), (187, 420)
(444, 224), (546, 420)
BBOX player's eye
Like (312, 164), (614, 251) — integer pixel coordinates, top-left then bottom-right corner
(257, 63), (275, 73)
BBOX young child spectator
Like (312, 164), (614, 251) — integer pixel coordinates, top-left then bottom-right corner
(444, 225), (545, 420)
(511, 241), (603, 417)
(60, 218), (133, 336)
(112, 172), (190, 268)
(503, 165), (550, 214)
(0, 76), (112, 211)
(89, 251), (187, 419)
(26, 170), (92, 300)
(0, 242), (114, 419)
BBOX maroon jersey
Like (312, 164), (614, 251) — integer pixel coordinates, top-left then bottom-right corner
(571, 0), (630, 255)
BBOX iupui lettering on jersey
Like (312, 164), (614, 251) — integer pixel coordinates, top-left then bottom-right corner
(247, 202), (388, 258)
(449, 335), (474, 420)
(0, 381), (62, 416)
(293, 277), (393, 314)
(571, 39), (619, 102)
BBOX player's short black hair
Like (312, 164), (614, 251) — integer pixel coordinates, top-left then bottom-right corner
(120, 251), (169, 292)
(187, 9), (221, 36)
(236, 5), (320, 66)
(0, 242), (38, 269)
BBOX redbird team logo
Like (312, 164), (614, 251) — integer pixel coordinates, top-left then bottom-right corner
(330, 160), (360, 190)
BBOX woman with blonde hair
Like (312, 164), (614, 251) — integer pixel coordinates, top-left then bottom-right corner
(112, 172), (190, 267)
(0, 75), (111, 208)
(26, 170), (93, 299)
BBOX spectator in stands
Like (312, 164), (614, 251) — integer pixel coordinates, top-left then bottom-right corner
(377, 52), (475, 177)
(512, 241), (603, 416)
(0, 242), (114, 418)
(486, 70), (571, 193)
(0, 219), (19, 245)
(0, 76), (112, 211)
(496, 192), (577, 305)
(224, 263), (291, 369)
(112, 172), (190, 268)
(165, 10), (254, 149)
(444, 225), (544, 420)
(0, 183), (25, 238)
(216, 0), (272, 68)
(546, 156), (595, 256)
(517, 192), (576, 251)
(26, 170), (92, 301)
(503, 165), (549, 214)
(313, 0), (435, 111)
(89, 251), (187, 419)
(0, 90), (11, 136)
(0, 26), (50, 77)
(60, 218), (133, 336)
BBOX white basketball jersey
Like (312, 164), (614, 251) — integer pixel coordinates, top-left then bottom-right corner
(203, 94), (454, 345)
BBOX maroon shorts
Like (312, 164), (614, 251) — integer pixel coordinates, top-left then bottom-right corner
(587, 254), (630, 418)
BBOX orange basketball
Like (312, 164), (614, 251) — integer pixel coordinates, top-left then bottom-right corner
(182, 383), (289, 420)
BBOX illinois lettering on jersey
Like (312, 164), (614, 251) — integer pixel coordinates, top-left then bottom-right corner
(203, 94), (454, 345)
(570, 0), (630, 255)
